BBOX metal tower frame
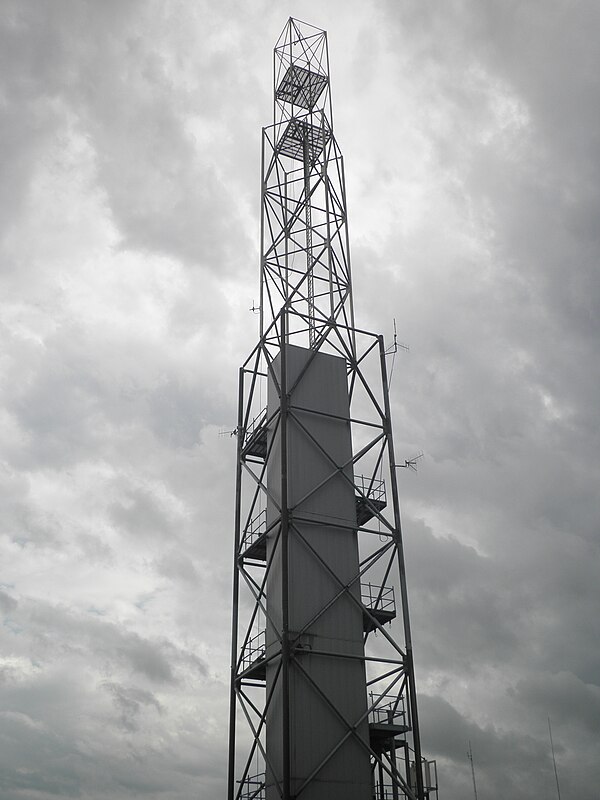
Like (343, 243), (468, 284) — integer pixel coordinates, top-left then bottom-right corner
(227, 18), (437, 800)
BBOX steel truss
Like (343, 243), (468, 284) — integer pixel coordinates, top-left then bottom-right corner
(228, 17), (437, 800)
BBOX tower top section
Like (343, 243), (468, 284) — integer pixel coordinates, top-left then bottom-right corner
(273, 19), (332, 127)
(260, 19), (355, 358)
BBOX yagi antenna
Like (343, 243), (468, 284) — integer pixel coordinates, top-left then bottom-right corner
(250, 301), (261, 314)
(393, 452), (424, 472)
(385, 317), (409, 355)
(219, 427), (238, 438)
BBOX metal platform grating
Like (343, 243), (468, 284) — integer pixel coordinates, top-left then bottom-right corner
(276, 65), (327, 110)
(277, 118), (331, 162)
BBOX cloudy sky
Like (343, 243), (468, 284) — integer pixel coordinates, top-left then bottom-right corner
(1, 0), (599, 798)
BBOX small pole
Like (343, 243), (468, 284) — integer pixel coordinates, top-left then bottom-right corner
(467, 741), (478, 800)
(548, 717), (562, 800)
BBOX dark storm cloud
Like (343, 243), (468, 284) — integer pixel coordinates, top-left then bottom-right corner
(0, 590), (18, 615)
(380, 0), (600, 377)
(0, 3), (71, 237)
(0, 585), (218, 799)
(102, 681), (163, 732)
(0, 0), (255, 273)
(404, 521), (521, 672)
(1, 309), (235, 473)
(110, 486), (177, 542)
(7, 595), (208, 684)
(155, 549), (199, 583)
(418, 694), (557, 800)
(513, 671), (600, 736)
(0, 710), (84, 798)
(0, 2), (265, 797)
(350, 2), (600, 796)
(1, 0), (599, 797)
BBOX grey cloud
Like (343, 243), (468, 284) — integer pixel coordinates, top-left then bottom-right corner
(101, 681), (163, 731)
(1, 0), (255, 274)
(155, 549), (199, 584)
(0, 583), (221, 796)
(0, 682), (222, 800)
(0, 590), (17, 615)
(405, 520), (521, 672)
(1, 1), (599, 797)
(1, 314), (235, 471)
(513, 671), (600, 736)
(76, 532), (115, 564)
(109, 486), (176, 542)
(419, 694), (557, 800)
(0, 6), (66, 238)
(117, 631), (176, 683)
(0, 710), (84, 799)
(23, 599), (207, 684)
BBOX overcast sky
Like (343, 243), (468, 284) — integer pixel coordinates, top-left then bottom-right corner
(1, 1), (599, 798)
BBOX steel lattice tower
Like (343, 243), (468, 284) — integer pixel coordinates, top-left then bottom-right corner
(228, 18), (438, 800)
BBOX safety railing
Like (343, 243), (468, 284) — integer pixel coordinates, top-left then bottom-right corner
(369, 692), (407, 727)
(361, 582), (395, 614)
(355, 474), (386, 504)
(243, 408), (267, 447)
(242, 509), (267, 550)
(241, 630), (266, 673)
(239, 773), (265, 800)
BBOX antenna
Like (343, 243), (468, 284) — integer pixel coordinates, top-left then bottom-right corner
(394, 452), (424, 472)
(548, 717), (562, 800)
(385, 317), (409, 355)
(219, 427), (238, 438)
(249, 301), (261, 314)
(467, 740), (479, 800)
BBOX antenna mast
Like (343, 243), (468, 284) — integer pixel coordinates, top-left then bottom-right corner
(548, 717), (562, 800)
(467, 740), (479, 800)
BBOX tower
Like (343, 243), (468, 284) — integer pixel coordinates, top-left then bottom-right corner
(227, 18), (437, 800)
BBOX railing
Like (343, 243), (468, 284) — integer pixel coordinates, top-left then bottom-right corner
(244, 408), (267, 445)
(423, 759), (438, 793)
(241, 630), (266, 673)
(369, 692), (407, 727)
(411, 759), (438, 793)
(374, 760), (438, 798)
(239, 773), (265, 800)
(361, 582), (395, 614)
(373, 788), (400, 800)
(355, 474), (386, 504)
(243, 509), (267, 549)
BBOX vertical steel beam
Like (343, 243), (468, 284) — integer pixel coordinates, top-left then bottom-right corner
(303, 131), (316, 348)
(228, 368), (245, 800)
(279, 315), (290, 800)
(379, 336), (425, 800)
